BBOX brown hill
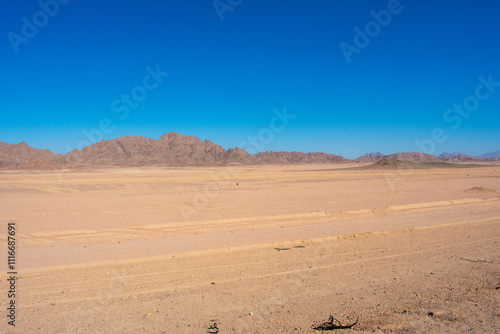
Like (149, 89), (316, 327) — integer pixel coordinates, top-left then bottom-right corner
(439, 152), (466, 158)
(224, 147), (254, 164)
(382, 152), (442, 162)
(65, 133), (347, 166)
(254, 151), (346, 164)
(65, 132), (252, 166)
(354, 152), (440, 163)
(1, 134), (498, 169)
(0, 141), (65, 168)
(440, 154), (476, 163)
(361, 159), (477, 170)
(354, 153), (385, 163)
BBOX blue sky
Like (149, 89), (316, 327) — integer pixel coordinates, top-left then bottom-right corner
(1, 0), (499, 158)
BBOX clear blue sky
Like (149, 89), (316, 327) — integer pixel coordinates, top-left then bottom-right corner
(1, 0), (499, 158)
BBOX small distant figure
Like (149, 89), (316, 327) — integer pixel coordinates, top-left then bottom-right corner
(236, 182), (239, 186)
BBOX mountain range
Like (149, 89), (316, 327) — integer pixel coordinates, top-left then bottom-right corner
(0, 132), (498, 169)
(476, 149), (500, 159)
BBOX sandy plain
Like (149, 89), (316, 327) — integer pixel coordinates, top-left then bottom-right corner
(1, 163), (499, 333)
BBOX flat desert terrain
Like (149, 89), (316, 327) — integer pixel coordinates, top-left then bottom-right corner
(1, 164), (499, 333)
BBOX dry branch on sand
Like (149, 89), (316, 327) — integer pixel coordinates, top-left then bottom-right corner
(312, 314), (359, 331)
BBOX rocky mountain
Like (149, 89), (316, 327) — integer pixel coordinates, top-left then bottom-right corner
(382, 152), (442, 162)
(355, 152), (441, 163)
(440, 155), (476, 163)
(65, 132), (252, 166)
(354, 152), (385, 163)
(0, 134), (498, 169)
(365, 152), (383, 157)
(476, 149), (500, 159)
(0, 141), (65, 168)
(66, 133), (347, 166)
(439, 152), (467, 158)
(254, 151), (346, 164)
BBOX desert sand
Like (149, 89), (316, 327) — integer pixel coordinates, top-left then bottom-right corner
(1, 164), (499, 333)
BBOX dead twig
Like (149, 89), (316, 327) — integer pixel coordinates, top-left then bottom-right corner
(313, 315), (358, 331)
(460, 257), (493, 263)
(207, 322), (219, 333)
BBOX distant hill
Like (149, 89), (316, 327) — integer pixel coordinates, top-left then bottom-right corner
(65, 132), (252, 166)
(365, 152), (383, 157)
(0, 134), (499, 169)
(362, 159), (477, 170)
(64, 133), (345, 165)
(381, 152), (442, 162)
(440, 155), (476, 163)
(355, 152), (442, 164)
(254, 151), (346, 164)
(354, 152), (384, 163)
(439, 152), (467, 158)
(476, 149), (500, 159)
(0, 141), (67, 169)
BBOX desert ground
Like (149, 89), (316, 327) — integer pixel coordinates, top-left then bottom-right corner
(1, 163), (499, 333)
